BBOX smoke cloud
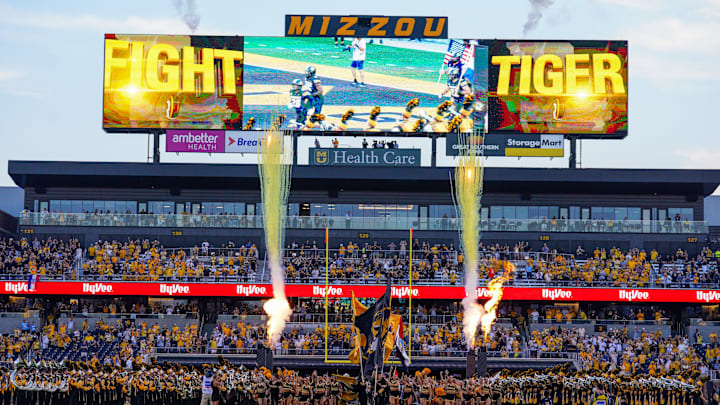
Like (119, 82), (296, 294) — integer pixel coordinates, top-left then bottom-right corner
(172, 0), (200, 33)
(523, 0), (553, 36)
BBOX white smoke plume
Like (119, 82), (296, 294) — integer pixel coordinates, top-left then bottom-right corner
(523, 0), (553, 36)
(453, 151), (485, 348)
(172, 0), (200, 33)
(258, 131), (292, 347)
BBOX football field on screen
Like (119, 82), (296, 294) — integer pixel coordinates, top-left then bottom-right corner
(242, 37), (453, 131)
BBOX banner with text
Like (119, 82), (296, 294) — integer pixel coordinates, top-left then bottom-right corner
(285, 15), (448, 39)
(309, 148), (421, 167)
(3, 282), (719, 303)
(225, 131), (260, 153)
(445, 133), (564, 157)
(166, 129), (225, 153)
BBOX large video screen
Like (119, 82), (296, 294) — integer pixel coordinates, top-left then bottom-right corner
(482, 40), (627, 137)
(242, 37), (488, 133)
(102, 35), (627, 138)
(103, 34), (244, 131)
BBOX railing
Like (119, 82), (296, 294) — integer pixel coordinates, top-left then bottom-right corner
(153, 345), (515, 358)
(163, 247), (259, 259)
(284, 248), (573, 266)
(215, 313), (485, 326)
(284, 247), (458, 260)
(20, 213), (709, 234)
(283, 276), (462, 286)
(218, 313), (353, 324)
(60, 312), (200, 320)
(689, 318), (720, 326)
(1, 272), (718, 288)
(525, 350), (580, 360)
(0, 312), (32, 318)
(532, 318), (670, 326)
(1, 273), (263, 283)
(0, 273), (241, 283)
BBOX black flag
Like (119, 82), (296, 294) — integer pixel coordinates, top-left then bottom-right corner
(353, 279), (392, 379)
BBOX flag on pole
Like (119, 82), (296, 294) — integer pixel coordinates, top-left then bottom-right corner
(383, 315), (410, 367)
(395, 318), (410, 367)
(350, 280), (392, 379)
(349, 292), (369, 364)
(27, 274), (37, 291)
(441, 40), (475, 82)
(442, 40), (466, 65)
(334, 374), (360, 402)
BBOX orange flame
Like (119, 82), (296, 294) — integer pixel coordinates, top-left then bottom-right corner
(466, 261), (515, 348)
(480, 261), (515, 340)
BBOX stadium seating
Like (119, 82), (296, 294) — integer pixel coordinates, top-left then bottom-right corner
(1, 237), (718, 287)
(0, 296), (717, 379)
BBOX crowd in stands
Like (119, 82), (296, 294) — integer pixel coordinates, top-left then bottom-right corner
(525, 304), (669, 322)
(53, 301), (199, 316)
(0, 296), (718, 384)
(517, 245), (720, 287)
(0, 237), (262, 281)
(208, 321), (357, 356)
(284, 239), (460, 284)
(80, 239), (259, 281)
(194, 313), (720, 377)
(0, 237), (718, 287)
(0, 299), (32, 313)
(0, 237), (80, 278)
(0, 296), (200, 319)
(284, 239), (720, 287)
(202, 318), (523, 358)
(529, 326), (719, 378)
(0, 317), (201, 366)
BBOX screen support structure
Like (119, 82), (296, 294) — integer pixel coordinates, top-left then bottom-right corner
(568, 137), (576, 169)
(152, 131), (161, 163)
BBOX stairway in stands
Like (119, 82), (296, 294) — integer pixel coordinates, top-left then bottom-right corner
(199, 301), (219, 339)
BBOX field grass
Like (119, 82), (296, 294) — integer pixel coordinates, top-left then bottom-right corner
(244, 37), (445, 83)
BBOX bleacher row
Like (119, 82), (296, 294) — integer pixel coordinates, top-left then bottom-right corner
(1, 237), (718, 287)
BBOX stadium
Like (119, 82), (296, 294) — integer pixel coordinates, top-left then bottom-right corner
(1, 10), (720, 405)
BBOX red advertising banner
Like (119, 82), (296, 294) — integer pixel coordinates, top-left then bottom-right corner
(3, 281), (719, 303)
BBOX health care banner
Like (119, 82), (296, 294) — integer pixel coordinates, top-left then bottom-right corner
(3, 281), (719, 303)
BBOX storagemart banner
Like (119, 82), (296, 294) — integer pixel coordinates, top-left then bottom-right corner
(3, 281), (719, 303)
(310, 148), (421, 167)
(166, 130), (225, 153)
(445, 134), (564, 157)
